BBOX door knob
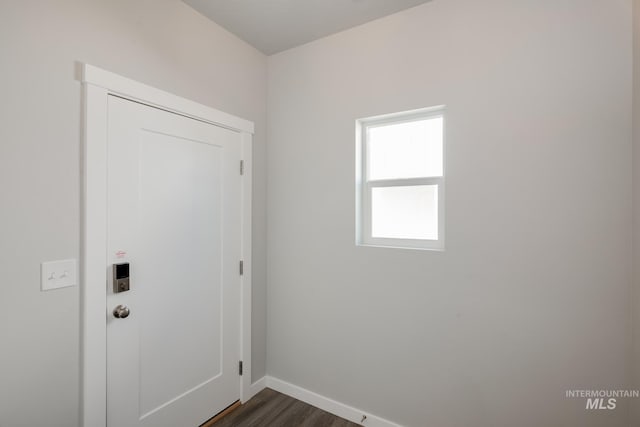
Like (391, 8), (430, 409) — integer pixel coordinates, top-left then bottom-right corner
(113, 305), (130, 319)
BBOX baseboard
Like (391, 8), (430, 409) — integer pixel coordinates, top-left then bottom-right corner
(244, 376), (267, 402)
(265, 376), (404, 427)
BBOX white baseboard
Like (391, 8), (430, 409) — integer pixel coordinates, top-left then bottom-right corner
(265, 376), (404, 427)
(244, 377), (267, 402)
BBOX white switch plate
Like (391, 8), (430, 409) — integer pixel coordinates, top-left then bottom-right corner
(41, 259), (77, 291)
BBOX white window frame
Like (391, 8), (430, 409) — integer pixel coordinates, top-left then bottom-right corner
(356, 106), (445, 250)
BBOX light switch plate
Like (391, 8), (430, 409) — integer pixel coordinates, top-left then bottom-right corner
(41, 259), (77, 291)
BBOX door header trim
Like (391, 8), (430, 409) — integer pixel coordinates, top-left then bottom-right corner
(82, 64), (254, 134)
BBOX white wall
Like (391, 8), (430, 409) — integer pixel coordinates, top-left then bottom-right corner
(633, 1), (640, 424)
(0, 1), (267, 426)
(267, 1), (633, 426)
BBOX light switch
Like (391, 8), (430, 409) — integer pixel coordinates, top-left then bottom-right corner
(41, 259), (77, 291)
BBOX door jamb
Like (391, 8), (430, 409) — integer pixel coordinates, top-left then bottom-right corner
(81, 64), (254, 427)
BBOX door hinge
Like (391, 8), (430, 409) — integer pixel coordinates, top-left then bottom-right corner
(239, 260), (244, 276)
(240, 160), (244, 175)
(239, 361), (243, 376)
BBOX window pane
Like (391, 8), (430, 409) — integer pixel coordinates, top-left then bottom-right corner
(371, 185), (438, 240)
(367, 117), (443, 180)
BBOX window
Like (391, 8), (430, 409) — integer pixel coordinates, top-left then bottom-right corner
(356, 107), (445, 250)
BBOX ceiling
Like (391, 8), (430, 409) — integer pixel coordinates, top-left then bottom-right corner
(183, 0), (433, 55)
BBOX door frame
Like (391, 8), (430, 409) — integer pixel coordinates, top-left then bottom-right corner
(80, 64), (254, 427)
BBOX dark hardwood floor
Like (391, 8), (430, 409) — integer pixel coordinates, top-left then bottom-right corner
(210, 388), (361, 427)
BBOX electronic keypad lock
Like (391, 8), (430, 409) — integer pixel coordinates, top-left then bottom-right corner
(113, 263), (130, 293)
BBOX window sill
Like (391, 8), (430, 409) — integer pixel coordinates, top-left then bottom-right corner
(356, 242), (445, 252)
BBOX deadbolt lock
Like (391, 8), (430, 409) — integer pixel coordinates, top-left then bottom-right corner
(113, 263), (130, 293)
(115, 278), (130, 293)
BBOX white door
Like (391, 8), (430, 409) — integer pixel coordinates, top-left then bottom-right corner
(106, 95), (242, 427)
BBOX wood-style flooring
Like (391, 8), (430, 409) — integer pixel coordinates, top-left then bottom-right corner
(209, 388), (362, 427)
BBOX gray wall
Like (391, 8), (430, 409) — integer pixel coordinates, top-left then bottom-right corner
(266, 1), (633, 426)
(634, 0), (640, 425)
(0, 1), (267, 426)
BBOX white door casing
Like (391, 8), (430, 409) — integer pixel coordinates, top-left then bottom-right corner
(81, 65), (253, 427)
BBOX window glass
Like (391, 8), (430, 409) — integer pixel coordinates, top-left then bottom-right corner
(371, 185), (438, 240)
(367, 117), (443, 181)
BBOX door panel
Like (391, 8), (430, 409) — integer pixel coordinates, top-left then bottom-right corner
(106, 95), (241, 427)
